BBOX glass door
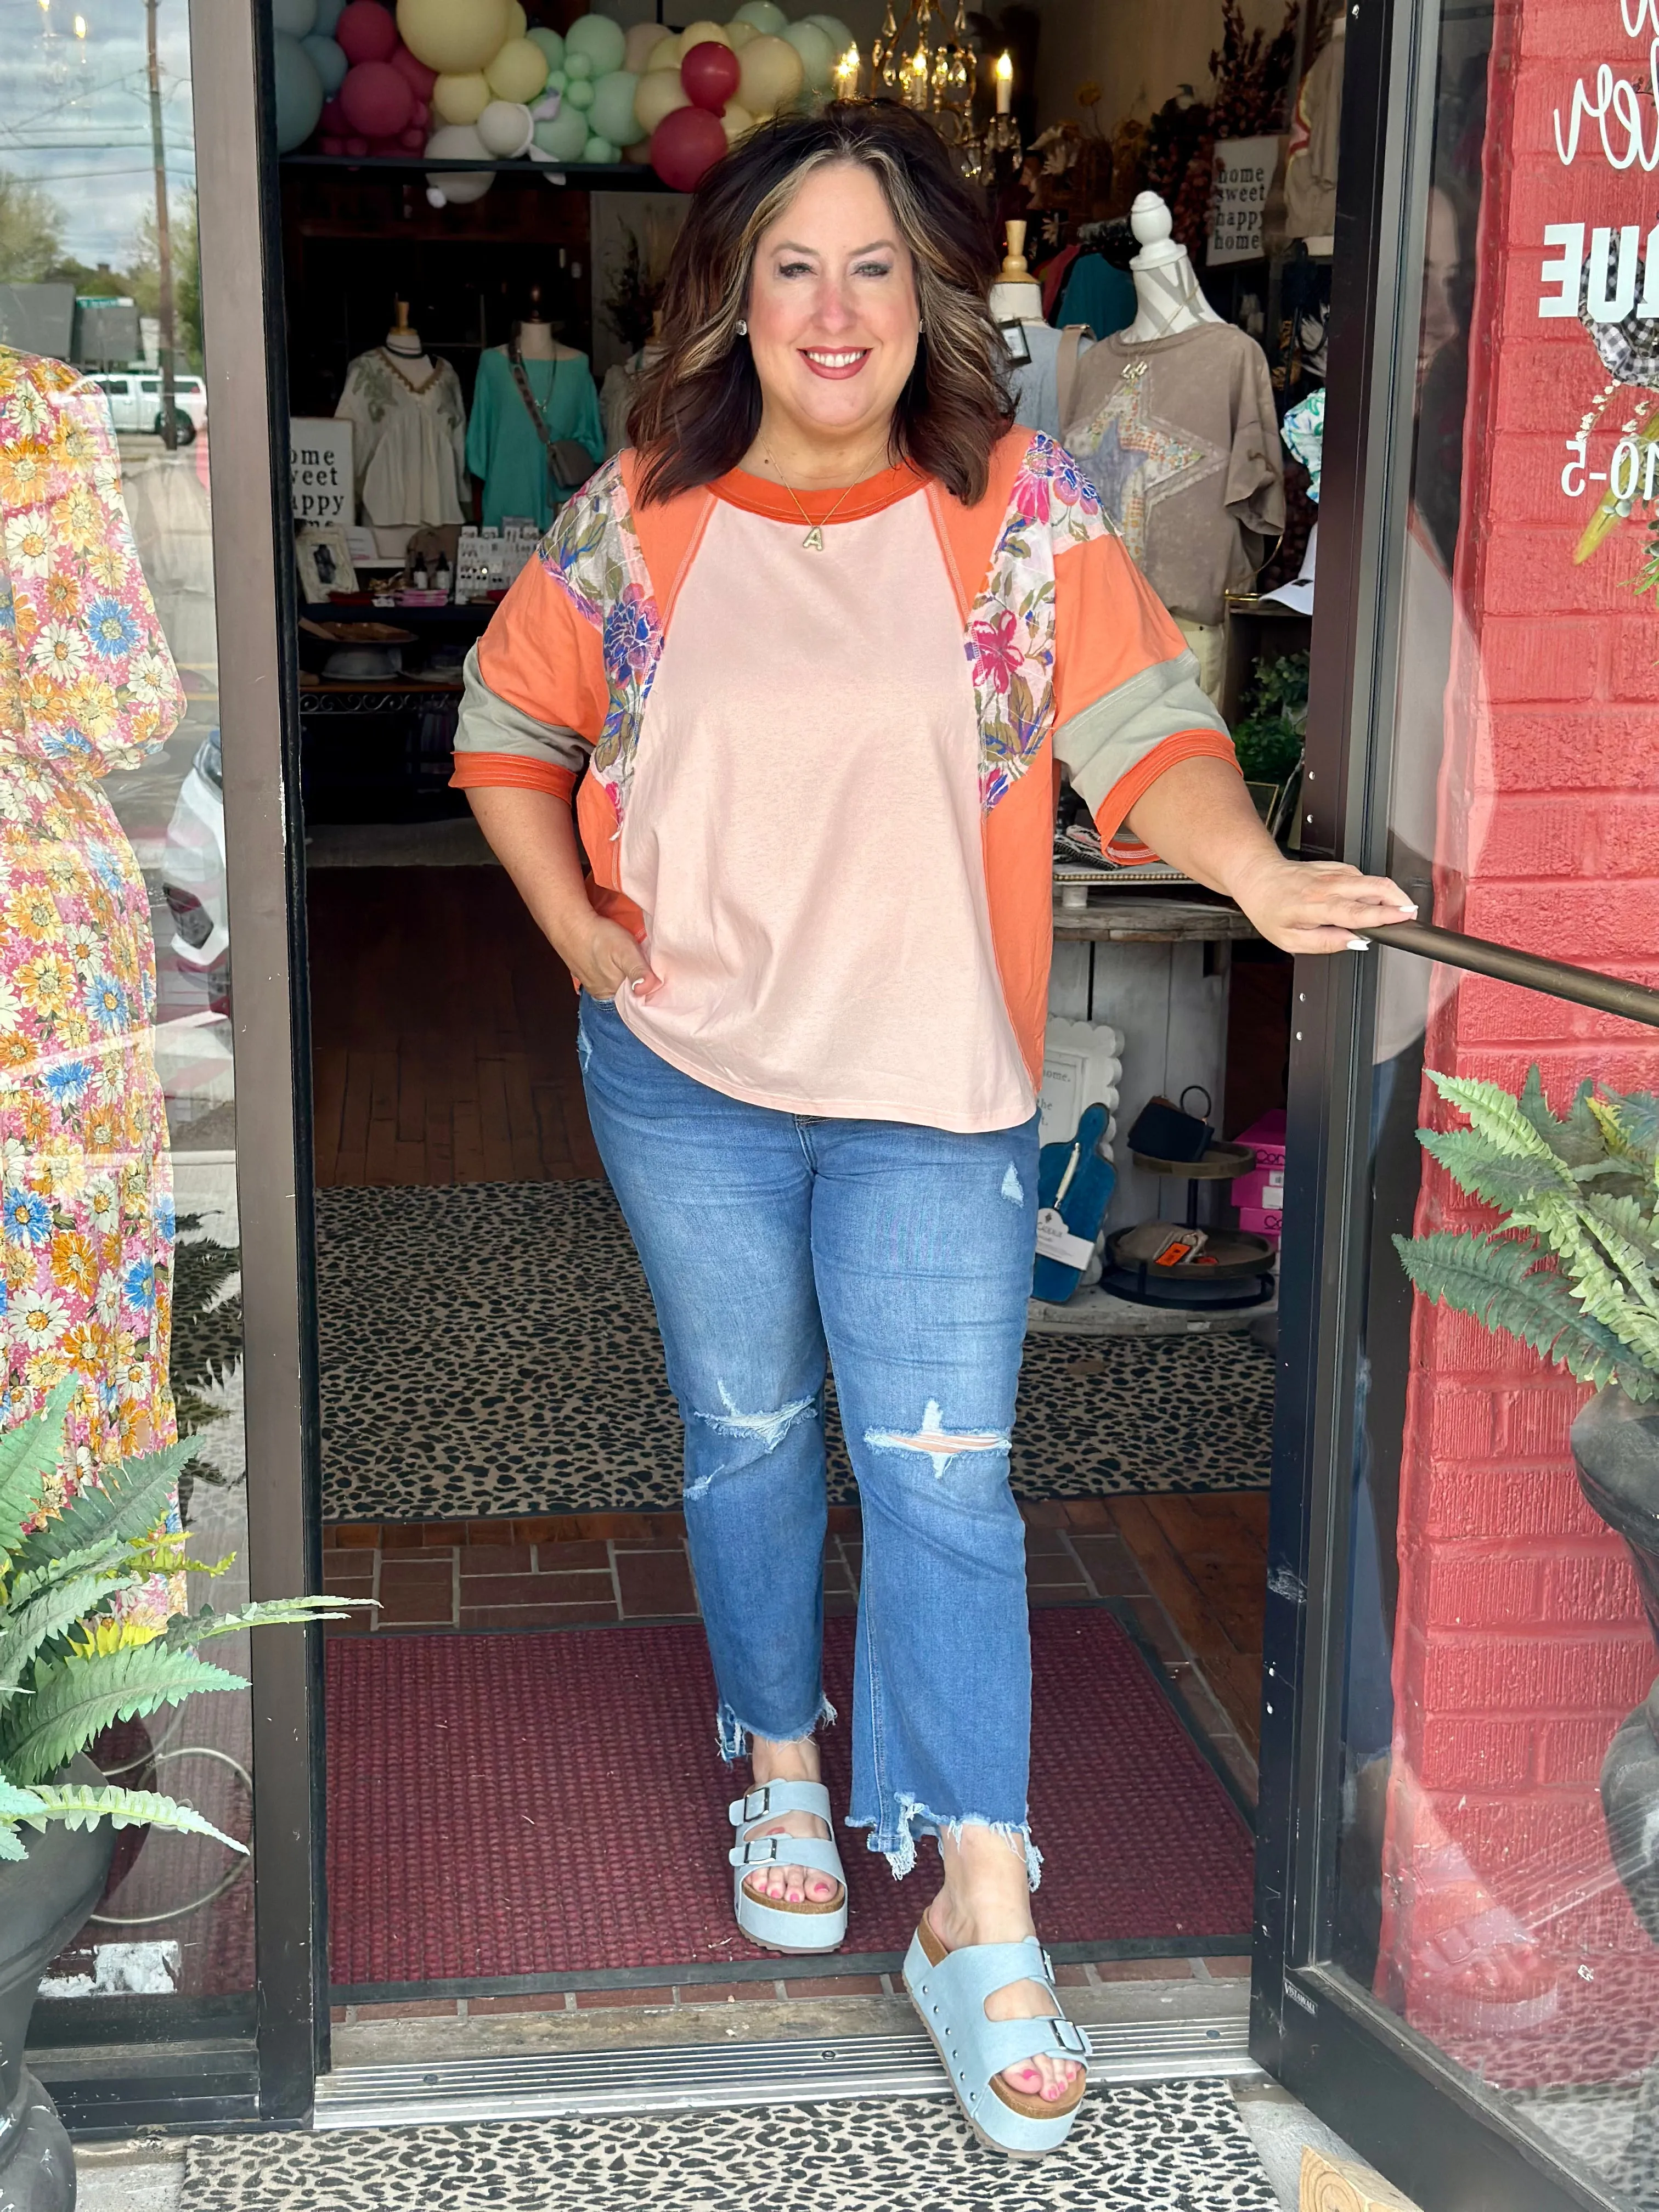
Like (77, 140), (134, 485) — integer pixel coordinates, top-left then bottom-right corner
(5, 0), (320, 2129)
(1256, 0), (1659, 2205)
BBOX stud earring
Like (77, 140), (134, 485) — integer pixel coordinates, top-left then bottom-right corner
(736, 319), (748, 336)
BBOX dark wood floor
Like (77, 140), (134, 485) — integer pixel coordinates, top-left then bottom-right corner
(307, 867), (599, 1188)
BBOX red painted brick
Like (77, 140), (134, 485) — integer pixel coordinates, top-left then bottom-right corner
(466, 1993), (572, 2015)
(573, 1987), (675, 2009)
(1420, 1628), (1654, 1713)
(678, 1982), (785, 2002)
(783, 1975), (886, 1997)
(1421, 1551), (1547, 1629)
(456, 1601), (618, 1628)
(1541, 1548), (1644, 1623)
(1418, 1715), (1534, 1790)
(1536, 1713), (1627, 1786)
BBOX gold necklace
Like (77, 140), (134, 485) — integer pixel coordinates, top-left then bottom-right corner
(762, 450), (870, 550)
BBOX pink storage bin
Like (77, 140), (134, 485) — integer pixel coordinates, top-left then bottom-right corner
(1238, 1205), (1283, 1242)
(1231, 1109), (1286, 1214)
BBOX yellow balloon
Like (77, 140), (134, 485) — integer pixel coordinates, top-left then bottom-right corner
(484, 33), (548, 99)
(725, 19), (758, 47)
(633, 65), (689, 134)
(505, 0), (526, 31)
(719, 98), (754, 142)
(645, 32), (680, 69)
(679, 18), (731, 46)
(431, 69), (491, 122)
(736, 31), (803, 115)
(396, 0), (510, 75)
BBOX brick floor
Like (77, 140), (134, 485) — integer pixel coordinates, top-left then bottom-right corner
(319, 1500), (1262, 1807)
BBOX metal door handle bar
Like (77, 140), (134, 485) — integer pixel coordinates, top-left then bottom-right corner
(1363, 919), (1659, 1031)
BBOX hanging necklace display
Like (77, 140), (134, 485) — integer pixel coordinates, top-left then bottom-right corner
(761, 450), (865, 550)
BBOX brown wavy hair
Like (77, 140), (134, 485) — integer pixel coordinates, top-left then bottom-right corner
(628, 100), (1013, 507)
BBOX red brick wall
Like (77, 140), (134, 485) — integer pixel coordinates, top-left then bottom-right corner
(1377, 0), (1659, 2081)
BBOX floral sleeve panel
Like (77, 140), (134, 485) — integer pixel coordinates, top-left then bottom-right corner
(965, 433), (1109, 811)
(0, 348), (185, 776)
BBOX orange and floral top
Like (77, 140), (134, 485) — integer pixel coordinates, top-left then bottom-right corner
(0, 348), (187, 1620)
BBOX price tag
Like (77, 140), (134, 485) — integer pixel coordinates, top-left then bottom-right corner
(1035, 1207), (1096, 1269)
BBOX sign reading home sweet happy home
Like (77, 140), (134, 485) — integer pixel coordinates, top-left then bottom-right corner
(289, 417), (352, 524)
(1208, 136), (1280, 264)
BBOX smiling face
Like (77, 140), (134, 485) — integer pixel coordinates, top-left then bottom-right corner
(744, 159), (921, 466)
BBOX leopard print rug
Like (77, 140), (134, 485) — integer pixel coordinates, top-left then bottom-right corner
(182, 2081), (1278, 2209)
(317, 1182), (1274, 1523)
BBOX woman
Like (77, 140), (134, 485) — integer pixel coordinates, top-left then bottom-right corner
(0, 348), (187, 1626)
(454, 104), (1413, 2158)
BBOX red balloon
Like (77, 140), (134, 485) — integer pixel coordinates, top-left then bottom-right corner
(388, 41), (437, 98)
(650, 102), (727, 190)
(679, 38), (740, 113)
(340, 58), (413, 138)
(399, 125), (425, 149)
(336, 0), (397, 65)
(320, 95), (348, 133)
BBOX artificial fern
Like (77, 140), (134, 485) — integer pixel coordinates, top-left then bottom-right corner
(1396, 1066), (1659, 1402)
(0, 1395), (371, 1863)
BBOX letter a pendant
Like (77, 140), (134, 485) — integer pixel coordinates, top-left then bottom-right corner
(801, 524), (825, 551)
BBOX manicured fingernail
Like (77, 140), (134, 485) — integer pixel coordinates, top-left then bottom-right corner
(1346, 936), (1371, 951)
(1398, 902), (1418, 916)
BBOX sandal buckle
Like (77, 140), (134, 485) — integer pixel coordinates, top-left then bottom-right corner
(730, 1785), (772, 1825)
(731, 1836), (782, 1866)
(1048, 2018), (1091, 2059)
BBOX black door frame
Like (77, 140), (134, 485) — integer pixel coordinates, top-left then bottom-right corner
(1251, 1), (1649, 2207)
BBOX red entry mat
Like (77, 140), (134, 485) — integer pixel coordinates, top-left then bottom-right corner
(326, 1610), (1253, 1990)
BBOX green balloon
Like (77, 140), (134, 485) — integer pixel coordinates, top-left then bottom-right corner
(534, 104), (591, 160)
(563, 74), (595, 110)
(732, 0), (787, 29)
(273, 32), (323, 153)
(564, 50), (593, 78)
(565, 11), (627, 75)
(546, 66), (568, 91)
(526, 26), (565, 70)
(583, 134), (618, 162)
(589, 68), (639, 146)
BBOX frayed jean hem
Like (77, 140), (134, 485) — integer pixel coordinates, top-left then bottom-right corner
(844, 1798), (1042, 1890)
(716, 1692), (838, 1764)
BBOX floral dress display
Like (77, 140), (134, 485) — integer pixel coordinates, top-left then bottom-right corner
(0, 348), (187, 1624)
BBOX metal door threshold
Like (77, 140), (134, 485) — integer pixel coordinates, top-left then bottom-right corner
(314, 2015), (1259, 2131)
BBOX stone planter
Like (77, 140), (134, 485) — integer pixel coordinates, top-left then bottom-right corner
(0, 1757), (115, 2212)
(1571, 1386), (1659, 1945)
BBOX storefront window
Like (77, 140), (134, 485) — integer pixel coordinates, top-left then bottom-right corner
(2, 1), (254, 2029)
(1329, 1), (1659, 2197)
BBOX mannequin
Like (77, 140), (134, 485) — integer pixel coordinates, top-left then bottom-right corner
(336, 295), (468, 532)
(466, 284), (603, 531)
(511, 284), (578, 365)
(1119, 193), (1224, 345)
(1059, 192), (1284, 703)
(992, 221), (1091, 445)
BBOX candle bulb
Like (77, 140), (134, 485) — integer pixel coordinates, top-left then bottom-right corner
(995, 50), (1012, 113)
(834, 41), (859, 97)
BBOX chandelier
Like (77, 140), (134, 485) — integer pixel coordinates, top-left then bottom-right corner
(870, 0), (975, 137)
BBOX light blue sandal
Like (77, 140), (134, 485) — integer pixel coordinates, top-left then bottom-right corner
(727, 1781), (848, 1956)
(904, 1917), (1092, 2159)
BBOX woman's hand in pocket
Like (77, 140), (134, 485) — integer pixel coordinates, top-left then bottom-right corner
(567, 917), (662, 1003)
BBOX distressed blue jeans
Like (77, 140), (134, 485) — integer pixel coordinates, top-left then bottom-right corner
(577, 991), (1042, 1882)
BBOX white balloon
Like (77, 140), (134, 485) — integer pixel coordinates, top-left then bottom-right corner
(424, 122), (495, 202)
(476, 97), (534, 154)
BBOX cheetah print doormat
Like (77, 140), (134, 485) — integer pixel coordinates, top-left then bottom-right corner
(317, 1182), (1275, 1523)
(182, 2081), (1277, 2210)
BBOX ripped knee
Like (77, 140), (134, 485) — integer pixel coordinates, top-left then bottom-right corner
(690, 1383), (816, 1458)
(864, 1397), (1010, 1477)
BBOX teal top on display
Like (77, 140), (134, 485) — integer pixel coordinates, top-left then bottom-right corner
(464, 347), (606, 531)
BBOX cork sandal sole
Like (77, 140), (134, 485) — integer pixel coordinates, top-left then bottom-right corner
(910, 1916), (1087, 2157)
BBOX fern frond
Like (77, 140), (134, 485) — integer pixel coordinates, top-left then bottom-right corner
(1578, 1190), (1659, 1273)
(1419, 1127), (1568, 1212)
(0, 1381), (76, 1558)
(1427, 1072), (1572, 1171)
(0, 1643), (245, 1786)
(9, 1435), (200, 1578)
(0, 1774), (46, 1819)
(1394, 1229), (1656, 1397)
(1604, 1087), (1659, 1161)
(1588, 1094), (1649, 1170)
(1523, 1195), (1659, 1357)
(162, 1596), (374, 1651)
(0, 1822), (26, 1861)
(0, 1572), (140, 1692)
(8, 1537), (126, 1606)
(19, 1781), (245, 1854)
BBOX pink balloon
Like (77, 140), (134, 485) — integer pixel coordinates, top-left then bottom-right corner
(399, 125), (425, 148)
(320, 135), (346, 154)
(389, 41), (437, 98)
(336, 0), (397, 65)
(410, 97), (430, 127)
(320, 95), (348, 132)
(679, 38), (740, 113)
(344, 136), (370, 156)
(340, 58), (413, 138)
(650, 101), (727, 190)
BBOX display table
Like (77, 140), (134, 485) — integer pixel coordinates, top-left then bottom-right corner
(1052, 891), (1257, 943)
